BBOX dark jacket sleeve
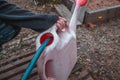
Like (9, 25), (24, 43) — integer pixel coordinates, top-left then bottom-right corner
(0, 20), (21, 45)
(0, 0), (59, 32)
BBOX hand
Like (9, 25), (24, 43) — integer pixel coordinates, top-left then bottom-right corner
(56, 17), (68, 32)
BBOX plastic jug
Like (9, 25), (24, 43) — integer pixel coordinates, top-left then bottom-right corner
(36, 0), (87, 80)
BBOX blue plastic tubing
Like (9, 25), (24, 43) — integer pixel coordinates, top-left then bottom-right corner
(21, 38), (51, 80)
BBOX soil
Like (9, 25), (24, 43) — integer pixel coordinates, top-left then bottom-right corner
(0, 0), (120, 80)
(70, 19), (120, 80)
(88, 0), (120, 11)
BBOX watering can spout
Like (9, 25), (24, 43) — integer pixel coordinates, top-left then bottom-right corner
(69, 0), (88, 33)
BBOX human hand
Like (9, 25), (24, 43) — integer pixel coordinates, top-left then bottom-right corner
(56, 17), (68, 32)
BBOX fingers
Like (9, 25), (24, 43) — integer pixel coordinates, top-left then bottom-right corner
(56, 21), (65, 32)
(59, 17), (67, 22)
(56, 22), (62, 32)
(56, 17), (68, 32)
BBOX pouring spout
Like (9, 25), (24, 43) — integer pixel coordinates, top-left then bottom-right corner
(69, 0), (88, 33)
(69, 6), (78, 33)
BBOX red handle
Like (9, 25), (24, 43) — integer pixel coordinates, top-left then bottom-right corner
(74, 0), (87, 7)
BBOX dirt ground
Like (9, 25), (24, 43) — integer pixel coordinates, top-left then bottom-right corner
(88, 0), (120, 11)
(0, 0), (120, 80)
(70, 18), (120, 80)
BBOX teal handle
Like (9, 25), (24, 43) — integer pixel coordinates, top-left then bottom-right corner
(21, 38), (51, 80)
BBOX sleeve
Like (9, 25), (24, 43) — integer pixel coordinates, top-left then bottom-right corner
(0, 20), (21, 46)
(0, 0), (59, 32)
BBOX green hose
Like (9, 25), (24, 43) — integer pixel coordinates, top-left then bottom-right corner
(21, 38), (51, 80)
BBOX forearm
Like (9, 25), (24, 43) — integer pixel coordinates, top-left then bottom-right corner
(0, 0), (58, 32)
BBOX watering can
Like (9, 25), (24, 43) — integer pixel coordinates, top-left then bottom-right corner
(36, 0), (87, 80)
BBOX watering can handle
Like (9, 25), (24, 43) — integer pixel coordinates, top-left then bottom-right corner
(40, 23), (68, 46)
(74, 0), (88, 7)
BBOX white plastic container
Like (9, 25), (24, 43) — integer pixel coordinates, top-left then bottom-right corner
(36, 0), (87, 80)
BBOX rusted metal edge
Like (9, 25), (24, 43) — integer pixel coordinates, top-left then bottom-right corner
(84, 5), (120, 24)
